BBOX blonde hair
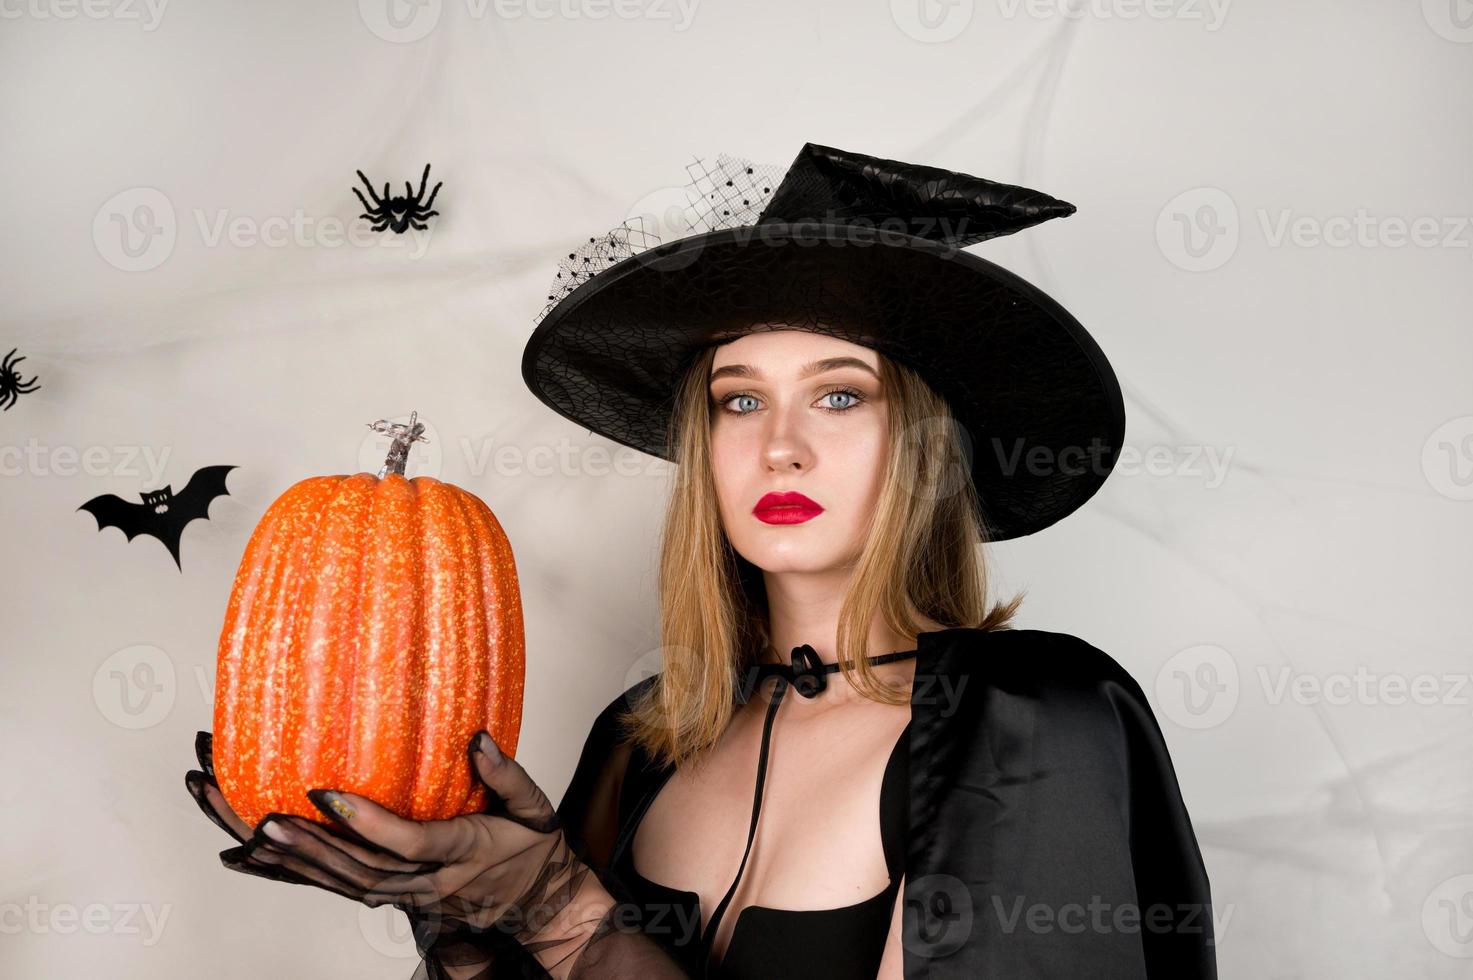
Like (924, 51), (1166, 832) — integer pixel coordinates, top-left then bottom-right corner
(615, 340), (1023, 770)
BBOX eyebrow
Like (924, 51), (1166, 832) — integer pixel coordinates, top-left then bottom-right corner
(709, 355), (879, 385)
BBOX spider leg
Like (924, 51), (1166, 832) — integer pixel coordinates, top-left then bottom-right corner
(420, 181), (443, 211)
(352, 188), (375, 214)
(1, 348), (17, 371)
(355, 171), (383, 207)
(405, 181), (416, 201)
(16, 379), (39, 393)
(1, 392), (14, 410)
(415, 163), (431, 199)
(416, 209), (440, 220)
(358, 212), (376, 221)
(409, 220), (427, 231)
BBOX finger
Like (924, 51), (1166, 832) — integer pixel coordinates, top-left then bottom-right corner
(247, 842), (375, 898)
(287, 815), (445, 876)
(249, 837), (432, 910)
(219, 845), (315, 886)
(185, 770), (251, 843)
(194, 731), (215, 778)
(469, 732), (560, 834)
(297, 789), (437, 864)
(222, 840), (373, 904)
(304, 788), (453, 864)
(253, 814), (443, 897)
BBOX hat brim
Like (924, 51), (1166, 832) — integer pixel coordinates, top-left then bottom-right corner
(521, 223), (1124, 540)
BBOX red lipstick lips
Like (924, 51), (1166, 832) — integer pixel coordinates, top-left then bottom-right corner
(753, 491), (824, 525)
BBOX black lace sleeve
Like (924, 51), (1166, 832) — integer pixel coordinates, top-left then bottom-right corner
(410, 679), (693, 979)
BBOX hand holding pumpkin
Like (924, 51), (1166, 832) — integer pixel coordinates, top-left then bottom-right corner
(186, 727), (619, 975)
(185, 730), (447, 901)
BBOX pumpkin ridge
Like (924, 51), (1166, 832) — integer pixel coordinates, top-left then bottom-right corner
(257, 476), (344, 819)
(272, 476), (343, 820)
(431, 482), (479, 817)
(363, 472), (419, 814)
(471, 494), (524, 761)
(300, 473), (374, 820)
(213, 486), (287, 821)
(407, 474), (435, 819)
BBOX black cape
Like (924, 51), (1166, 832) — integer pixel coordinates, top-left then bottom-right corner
(551, 626), (1217, 979)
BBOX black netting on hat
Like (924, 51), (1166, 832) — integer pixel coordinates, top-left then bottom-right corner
(684, 151), (789, 234)
(534, 152), (787, 326)
(536, 218), (661, 326)
(522, 144), (1125, 541)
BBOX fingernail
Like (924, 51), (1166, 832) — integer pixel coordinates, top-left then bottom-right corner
(195, 731), (215, 777)
(307, 788), (356, 821)
(220, 841), (259, 867)
(259, 818), (293, 845)
(186, 771), (245, 843)
(475, 732), (501, 759)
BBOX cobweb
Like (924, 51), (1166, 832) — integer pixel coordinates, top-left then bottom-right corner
(533, 152), (787, 325)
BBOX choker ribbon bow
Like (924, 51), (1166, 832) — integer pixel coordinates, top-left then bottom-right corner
(750, 643), (830, 699)
(748, 642), (919, 701)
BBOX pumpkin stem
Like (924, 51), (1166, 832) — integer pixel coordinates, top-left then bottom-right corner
(367, 410), (430, 478)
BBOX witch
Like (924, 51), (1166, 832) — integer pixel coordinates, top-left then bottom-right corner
(186, 142), (1218, 979)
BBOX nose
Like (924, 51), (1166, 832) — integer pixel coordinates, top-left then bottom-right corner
(760, 406), (812, 472)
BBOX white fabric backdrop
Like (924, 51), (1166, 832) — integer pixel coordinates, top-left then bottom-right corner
(3, 1), (1471, 977)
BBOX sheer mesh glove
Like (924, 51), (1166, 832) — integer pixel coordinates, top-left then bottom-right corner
(185, 729), (688, 979)
(183, 731), (405, 900)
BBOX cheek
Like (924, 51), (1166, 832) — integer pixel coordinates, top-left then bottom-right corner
(833, 427), (889, 509)
(709, 428), (749, 512)
(838, 416), (887, 461)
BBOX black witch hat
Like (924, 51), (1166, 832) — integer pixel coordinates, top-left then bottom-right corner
(521, 141), (1124, 540)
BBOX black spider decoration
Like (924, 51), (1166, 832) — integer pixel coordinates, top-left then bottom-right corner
(353, 163), (442, 233)
(1, 348), (40, 411)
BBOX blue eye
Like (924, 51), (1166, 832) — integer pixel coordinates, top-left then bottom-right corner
(824, 391), (855, 410)
(817, 386), (865, 414)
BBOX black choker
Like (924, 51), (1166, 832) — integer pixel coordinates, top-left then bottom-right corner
(745, 643), (919, 700)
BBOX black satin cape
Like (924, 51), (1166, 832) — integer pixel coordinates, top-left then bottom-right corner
(546, 626), (1217, 979)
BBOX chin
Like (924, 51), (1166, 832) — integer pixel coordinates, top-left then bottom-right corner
(738, 535), (856, 574)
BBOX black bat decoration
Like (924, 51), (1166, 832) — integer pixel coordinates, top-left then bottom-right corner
(78, 464), (237, 571)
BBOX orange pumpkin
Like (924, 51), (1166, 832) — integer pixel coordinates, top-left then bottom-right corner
(212, 414), (524, 828)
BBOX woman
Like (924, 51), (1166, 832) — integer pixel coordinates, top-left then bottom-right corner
(186, 143), (1217, 979)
